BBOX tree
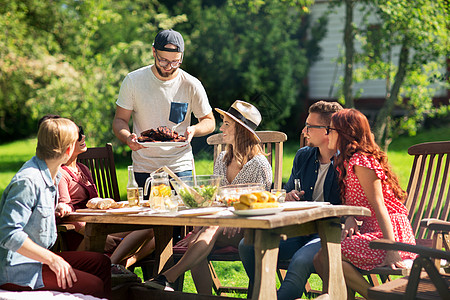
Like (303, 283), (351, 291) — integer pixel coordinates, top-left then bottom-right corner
(170, 0), (325, 135)
(370, 0), (449, 147)
(338, 0), (449, 148)
(0, 0), (64, 140)
(1, 0), (326, 146)
(343, 0), (355, 108)
(0, 0), (185, 147)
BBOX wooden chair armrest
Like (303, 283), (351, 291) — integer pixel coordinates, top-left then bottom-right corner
(57, 223), (76, 232)
(360, 266), (410, 276)
(370, 239), (450, 261)
(420, 218), (450, 232)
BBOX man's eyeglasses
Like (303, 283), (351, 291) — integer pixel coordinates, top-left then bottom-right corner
(78, 126), (84, 142)
(305, 122), (328, 133)
(155, 51), (183, 69)
(325, 127), (337, 135)
(305, 123), (337, 135)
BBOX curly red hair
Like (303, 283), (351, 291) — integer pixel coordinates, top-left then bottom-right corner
(331, 109), (406, 203)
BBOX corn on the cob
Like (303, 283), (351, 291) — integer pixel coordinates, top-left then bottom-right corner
(249, 202), (280, 209)
(239, 193), (258, 206)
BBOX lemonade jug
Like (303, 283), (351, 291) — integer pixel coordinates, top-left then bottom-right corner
(144, 171), (171, 211)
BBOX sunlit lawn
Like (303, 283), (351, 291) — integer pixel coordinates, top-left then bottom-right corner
(1, 126), (449, 298)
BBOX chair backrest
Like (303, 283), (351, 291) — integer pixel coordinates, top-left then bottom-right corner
(206, 131), (287, 189)
(405, 141), (450, 242)
(77, 143), (120, 201)
(300, 132), (307, 148)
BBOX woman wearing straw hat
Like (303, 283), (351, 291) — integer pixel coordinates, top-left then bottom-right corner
(144, 100), (272, 293)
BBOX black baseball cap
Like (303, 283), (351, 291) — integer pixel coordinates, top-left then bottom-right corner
(153, 29), (184, 53)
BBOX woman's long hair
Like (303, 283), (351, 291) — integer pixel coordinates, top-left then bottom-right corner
(332, 109), (406, 203)
(223, 121), (264, 167)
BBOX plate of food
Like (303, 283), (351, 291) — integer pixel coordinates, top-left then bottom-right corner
(230, 191), (282, 216)
(177, 207), (226, 217)
(138, 141), (188, 147)
(281, 201), (330, 211)
(230, 207), (284, 216)
(137, 126), (187, 147)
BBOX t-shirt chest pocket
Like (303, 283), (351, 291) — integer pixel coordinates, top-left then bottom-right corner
(169, 102), (188, 124)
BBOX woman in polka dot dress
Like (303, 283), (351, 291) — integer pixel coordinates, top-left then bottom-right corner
(313, 108), (416, 299)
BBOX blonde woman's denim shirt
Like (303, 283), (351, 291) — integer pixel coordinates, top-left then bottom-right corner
(0, 156), (59, 289)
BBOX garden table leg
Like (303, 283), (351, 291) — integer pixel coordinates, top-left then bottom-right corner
(251, 229), (280, 300)
(317, 218), (347, 299)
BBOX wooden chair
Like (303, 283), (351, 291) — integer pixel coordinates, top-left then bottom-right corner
(368, 220), (450, 299)
(207, 131), (287, 189)
(299, 132), (307, 148)
(78, 143), (120, 201)
(420, 218), (450, 269)
(203, 130), (287, 295)
(53, 143), (120, 252)
(361, 140), (450, 288)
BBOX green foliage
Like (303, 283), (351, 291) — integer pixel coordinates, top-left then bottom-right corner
(170, 0), (326, 133)
(0, 0), (187, 146)
(355, 0), (449, 146)
(0, 0), (62, 140)
(1, 0), (325, 145)
(331, 0), (448, 149)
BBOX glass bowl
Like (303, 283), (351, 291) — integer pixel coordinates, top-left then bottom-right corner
(217, 183), (265, 207)
(170, 175), (222, 208)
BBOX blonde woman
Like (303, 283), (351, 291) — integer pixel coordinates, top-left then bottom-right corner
(0, 118), (110, 298)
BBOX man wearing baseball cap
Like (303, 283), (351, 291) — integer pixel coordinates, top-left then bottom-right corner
(113, 29), (215, 187)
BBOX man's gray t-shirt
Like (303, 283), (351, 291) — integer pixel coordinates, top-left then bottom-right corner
(116, 65), (212, 173)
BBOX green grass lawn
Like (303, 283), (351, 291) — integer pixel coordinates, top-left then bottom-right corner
(1, 126), (449, 298)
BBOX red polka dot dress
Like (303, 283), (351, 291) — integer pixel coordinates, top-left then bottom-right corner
(340, 153), (417, 271)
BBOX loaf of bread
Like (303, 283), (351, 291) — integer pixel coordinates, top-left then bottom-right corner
(111, 201), (127, 209)
(86, 198), (116, 209)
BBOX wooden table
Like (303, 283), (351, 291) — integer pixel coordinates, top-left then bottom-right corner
(64, 205), (370, 299)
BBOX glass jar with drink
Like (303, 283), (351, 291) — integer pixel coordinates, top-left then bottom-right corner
(144, 171), (172, 212)
(127, 165), (140, 206)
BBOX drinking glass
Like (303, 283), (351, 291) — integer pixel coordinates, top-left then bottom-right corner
(138, 187), (144, 205)
(165, 195), (179, 213)
(294, 179), (302, 192)
(271, 189), (286, 203)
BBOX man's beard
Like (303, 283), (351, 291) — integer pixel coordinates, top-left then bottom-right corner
(306, 138), (316, 148)
(156, 64), (177, 78)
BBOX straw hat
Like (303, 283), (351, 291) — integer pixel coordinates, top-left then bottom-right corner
(215, 100), (262, 142)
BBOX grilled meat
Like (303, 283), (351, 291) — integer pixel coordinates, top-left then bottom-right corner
(138, 126), (186, 143)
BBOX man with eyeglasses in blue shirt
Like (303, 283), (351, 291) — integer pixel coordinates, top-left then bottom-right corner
(239, 100), (343, 300)
(113, 29), (215, 188)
